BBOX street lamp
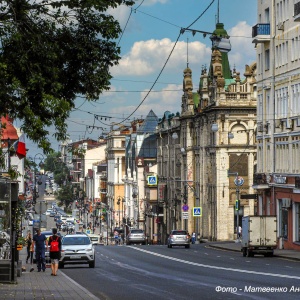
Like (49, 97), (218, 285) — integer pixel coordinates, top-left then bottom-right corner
(117, 196), (122, 227)
(28, 153), (44, 231)
(132, 184), (138, 228)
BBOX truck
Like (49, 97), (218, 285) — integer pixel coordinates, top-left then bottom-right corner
(241, 215), (277, 257)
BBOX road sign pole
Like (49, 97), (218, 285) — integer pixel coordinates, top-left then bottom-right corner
(236, 186), (240, 240)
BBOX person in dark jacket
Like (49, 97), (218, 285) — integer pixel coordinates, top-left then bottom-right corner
(33, 229), (48, 272)
(48, 228), (61, 276)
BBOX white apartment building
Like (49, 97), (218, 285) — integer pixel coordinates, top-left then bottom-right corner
(254, 0), (300, 250)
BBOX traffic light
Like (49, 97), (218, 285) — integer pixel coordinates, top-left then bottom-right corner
(235, 199), (240, 211)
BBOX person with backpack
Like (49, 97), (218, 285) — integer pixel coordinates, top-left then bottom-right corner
(48, 228), (61, 276)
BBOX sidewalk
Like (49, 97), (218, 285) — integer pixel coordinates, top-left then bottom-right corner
(0, 248), (100, 300)
(209, 241), (300, 261)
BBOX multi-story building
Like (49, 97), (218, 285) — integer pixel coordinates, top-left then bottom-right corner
(157, 22), (257, 242)
(253, 0), (300, 250)
(124, 111), (158, 234)
(106, 124), (130, 229)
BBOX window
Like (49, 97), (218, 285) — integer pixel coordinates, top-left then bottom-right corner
(295, 203), (300, 242)
(278, 200), (288, 239)
(265, 49), (270, 70)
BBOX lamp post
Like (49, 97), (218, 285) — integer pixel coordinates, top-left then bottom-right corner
(117, 196), (122, 227)
(132, 184), (138, 228)
(29, 153), (44, 231)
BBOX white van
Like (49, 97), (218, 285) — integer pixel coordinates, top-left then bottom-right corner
(88, 233), (101, 245)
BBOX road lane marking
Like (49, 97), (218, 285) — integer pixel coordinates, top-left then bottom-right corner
(129, 247), (300, 280)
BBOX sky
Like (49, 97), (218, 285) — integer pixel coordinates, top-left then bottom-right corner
(21, 0), (257, 158)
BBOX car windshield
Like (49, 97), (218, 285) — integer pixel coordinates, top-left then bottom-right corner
(130, 230), (144, 234)
(172, 231), (187, 235)
(62, 237), (91, 245)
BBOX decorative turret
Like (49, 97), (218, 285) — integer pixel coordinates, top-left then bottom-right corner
(209, 23), (232, 80)
(182, 66), (194, 116)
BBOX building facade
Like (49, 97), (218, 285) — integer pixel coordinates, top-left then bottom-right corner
(254, 0), (300, 250)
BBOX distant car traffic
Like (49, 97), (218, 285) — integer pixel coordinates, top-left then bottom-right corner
(59, 234), (95, 268)
(167, 230), (190, 249)
(126, 229), (146, 245)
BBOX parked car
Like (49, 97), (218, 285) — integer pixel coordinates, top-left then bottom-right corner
(44, 209), (53, 216)
(126, 229), (146, 245)
(59, 234), (95, 268)
(167, 230), (190, 248)
(54, 215), (61, 222)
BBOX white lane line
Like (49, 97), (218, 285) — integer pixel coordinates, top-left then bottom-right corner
(129, 247), (300, 280)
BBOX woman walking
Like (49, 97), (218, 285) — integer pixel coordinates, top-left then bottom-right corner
(25, 232), (33, 264)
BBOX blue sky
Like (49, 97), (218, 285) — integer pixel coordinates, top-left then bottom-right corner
(23, 0), (257, 157)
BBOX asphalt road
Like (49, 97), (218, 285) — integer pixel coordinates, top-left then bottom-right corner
(59, 244), (300, 300)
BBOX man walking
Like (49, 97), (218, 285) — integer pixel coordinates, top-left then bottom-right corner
(33, 229), (47, 272)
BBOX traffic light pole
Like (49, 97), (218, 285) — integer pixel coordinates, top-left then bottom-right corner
(236, 186), (240, 240)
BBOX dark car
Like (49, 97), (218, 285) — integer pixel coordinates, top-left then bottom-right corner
(167, 230), (190, 248)
(56, 219), (63, 228)
(54, 215), (61, 222)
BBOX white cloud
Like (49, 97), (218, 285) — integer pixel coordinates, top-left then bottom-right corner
(141, 0), (169, 6)
(228, 21), (256, 73)
(112, 38), (211, 77)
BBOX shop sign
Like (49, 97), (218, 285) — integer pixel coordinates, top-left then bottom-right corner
(273, 175), (286, 184)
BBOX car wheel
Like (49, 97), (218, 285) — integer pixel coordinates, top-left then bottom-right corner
(89, 260), (95, 268)
(58, 262), (64, 269)
(185, 244), (190, 249)
(169, 244), (172, 248)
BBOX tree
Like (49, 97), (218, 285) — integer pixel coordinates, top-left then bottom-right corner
(0, 0), (134, 153)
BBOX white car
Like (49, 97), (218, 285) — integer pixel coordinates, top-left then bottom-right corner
(45, 209), (53, 216)
(59, 234), (95, 268)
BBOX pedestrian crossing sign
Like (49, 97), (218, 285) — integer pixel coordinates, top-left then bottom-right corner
(193, 207), (202, 217)
(147, 175), (157, 186)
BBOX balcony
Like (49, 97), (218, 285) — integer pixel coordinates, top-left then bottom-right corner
(252, 173), (270, 190)
(294, 2), (300, 21)
(252, 23), (270, 43)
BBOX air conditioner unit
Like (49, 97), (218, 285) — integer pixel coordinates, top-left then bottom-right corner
(277, 22), (284, 30)
(285, 119), (292, 129)
(257, 123), (263, 132)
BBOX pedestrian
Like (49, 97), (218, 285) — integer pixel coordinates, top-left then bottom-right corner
(32, 229), (47, 272)
(48, 228), (61, 276)
(238, 226), (242, 239)
(114, 230), (119, 245)
(191, 232), (196, 244)
(25, 232), (33, 264)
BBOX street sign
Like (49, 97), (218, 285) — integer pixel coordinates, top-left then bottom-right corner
(193, 207), (202, 217)
(147, 175), (157, 186)
(240, 194), (258, 200)
(234, 176), (244, 186)
(182, 204), (189, 212)
(34, 201), (47, 214)
(86, 229), (91, 234)
(182, 212), (189, 219)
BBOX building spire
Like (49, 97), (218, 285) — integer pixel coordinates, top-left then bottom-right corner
(186, 37), (189, 68)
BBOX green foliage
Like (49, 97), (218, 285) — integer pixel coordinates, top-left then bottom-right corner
(0, 0), (134, 153)
(56, 184), (74, 208)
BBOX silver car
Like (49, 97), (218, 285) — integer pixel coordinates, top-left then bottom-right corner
(59, 234), (95, 268)
(126, 229), (146, 245)
(167, 230), (190, 248)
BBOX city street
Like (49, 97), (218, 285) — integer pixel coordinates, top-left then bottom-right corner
(61, 244), (300, 300)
